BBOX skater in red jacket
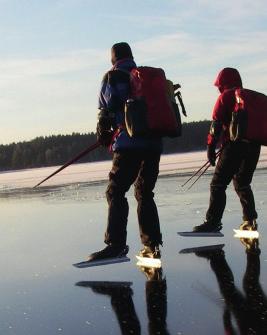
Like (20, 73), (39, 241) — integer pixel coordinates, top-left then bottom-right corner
(193, 68), (261, 233)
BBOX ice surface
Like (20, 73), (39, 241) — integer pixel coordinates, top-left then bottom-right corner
(0, 147), (267, 191)
(0, 151), (266, 335)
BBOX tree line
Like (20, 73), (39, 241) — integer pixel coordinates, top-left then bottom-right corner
(0, 121), (210, 171)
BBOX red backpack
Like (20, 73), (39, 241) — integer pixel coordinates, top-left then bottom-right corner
(230, 88), (267, 145)
(124, 66), (186, 138)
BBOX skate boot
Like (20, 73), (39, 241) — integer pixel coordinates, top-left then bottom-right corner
(86, 244), (129, 264)
(193, 220), (222, 233)
(136, 245), (161, 268)
(73, 244), (129, 268)
(234, 219), (259, 239)
(138, 245), (161, 259)
(239, 219), (258, 231)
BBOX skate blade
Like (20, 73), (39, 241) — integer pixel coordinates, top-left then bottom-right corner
(233, 229), (259, 239)
(73, 256), (130, 268)
(76, 281), (132, 288)
(178, 232), (224, 237)
(135, 256), (161, 268)
(179, 244), (225, 254)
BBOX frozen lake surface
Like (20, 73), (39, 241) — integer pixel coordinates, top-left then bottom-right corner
(0, 147), (267, 191)
(0, 150), (267, 334)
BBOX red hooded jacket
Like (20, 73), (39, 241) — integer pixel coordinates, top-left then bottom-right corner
(207, 68), (243, 145)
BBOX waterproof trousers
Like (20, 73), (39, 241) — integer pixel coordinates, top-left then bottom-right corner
(104, 150), (162, 247)
(206, 141), (261, 223)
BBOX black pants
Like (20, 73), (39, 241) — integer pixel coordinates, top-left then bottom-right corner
(206, 141), (261, 223)
(105, 150), (162, 247)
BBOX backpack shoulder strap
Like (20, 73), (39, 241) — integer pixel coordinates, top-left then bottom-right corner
(107, 69), (131, 87)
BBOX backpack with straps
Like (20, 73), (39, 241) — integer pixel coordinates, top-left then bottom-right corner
(124, 66), (187, 138)
(230, 88), (267, 145)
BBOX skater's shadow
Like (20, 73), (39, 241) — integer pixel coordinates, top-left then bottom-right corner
(75, 267), (170, 335)
(194, 239), (267, 334)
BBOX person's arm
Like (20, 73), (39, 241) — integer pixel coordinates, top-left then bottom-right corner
(96, 72), (116, 146)
(206, 95), (225, 165)
(96, 70), (130, 146)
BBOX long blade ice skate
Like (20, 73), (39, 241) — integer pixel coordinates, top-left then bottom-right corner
(179, 244), (225, 254)
(233, 229), (259, 239)
(136, 256), (161, 268)
(73, 256), (130, 268)
(178, 232), (224, 237)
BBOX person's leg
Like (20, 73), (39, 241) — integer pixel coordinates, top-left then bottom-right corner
(206, 142), (247, 223)
(194, 142), (246, 232)
(134, 151), (162, 246)
(233, 143), (261, 224)
(105, 151), (141, 246)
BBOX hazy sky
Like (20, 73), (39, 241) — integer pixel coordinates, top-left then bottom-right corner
(0, 0), (267, 144)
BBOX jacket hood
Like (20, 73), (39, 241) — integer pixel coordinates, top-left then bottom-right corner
(214, 67), (242, 89)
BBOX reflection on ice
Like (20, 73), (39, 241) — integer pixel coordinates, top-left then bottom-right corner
(180, 239), (267, 334)
(76, 267), (170, 335)
(76, 281), (141, 335)
(179, 243), (225, 254)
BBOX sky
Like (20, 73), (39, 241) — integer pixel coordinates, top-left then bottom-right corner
(0, 0), (267, 144)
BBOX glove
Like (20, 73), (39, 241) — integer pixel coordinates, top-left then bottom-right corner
(96, 124), (114, 147)
(98, 131), (114, 147)
(96, 109), (115, 147)
(207, 144), (216, 166)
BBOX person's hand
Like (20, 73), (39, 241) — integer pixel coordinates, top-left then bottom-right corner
(207, 144), (216, 166)
(96, 125), (114, 147)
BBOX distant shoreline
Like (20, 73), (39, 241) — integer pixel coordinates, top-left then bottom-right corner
(0, 148), (267, 194)
(0, 121), (211, 172)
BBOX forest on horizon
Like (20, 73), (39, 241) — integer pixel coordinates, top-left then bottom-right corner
(0, 120), (210, 171)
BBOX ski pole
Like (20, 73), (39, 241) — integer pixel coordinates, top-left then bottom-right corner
(33, 141), (101, 188)
(185, 149), (223, 190)
(186, 162), (211, 190)
(181, 149), (222, 188)
(181, 159), (210, 188)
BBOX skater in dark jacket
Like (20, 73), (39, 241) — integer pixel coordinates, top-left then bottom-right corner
(194, 68), (261, 233)
(87, 42), (162, 263)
